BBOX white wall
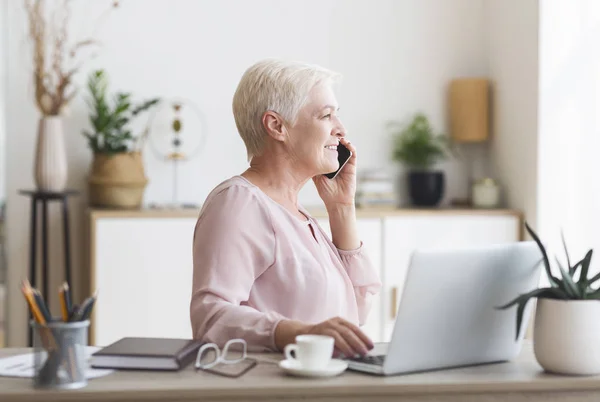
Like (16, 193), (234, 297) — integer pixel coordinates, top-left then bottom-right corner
(484, 0), (539, 229)
(538, 0), (600, 272)
(485, 0), (600, 281)
(0, 0), (6, 203)
(5, 0), (488, 346)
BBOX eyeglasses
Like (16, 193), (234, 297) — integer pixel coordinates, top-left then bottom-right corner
(195, 339), (257, 378)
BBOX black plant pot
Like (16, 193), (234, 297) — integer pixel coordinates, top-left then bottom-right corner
(408, 171), (445, 207)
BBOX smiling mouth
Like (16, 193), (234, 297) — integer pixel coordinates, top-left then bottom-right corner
(324, 145), (338, 150)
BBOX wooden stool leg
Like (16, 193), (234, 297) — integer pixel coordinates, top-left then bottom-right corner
(61, 197), (72, 288)
(28, 198), (38, 347)
(41, 199), (49, 303)
(28, 198), (38, 290)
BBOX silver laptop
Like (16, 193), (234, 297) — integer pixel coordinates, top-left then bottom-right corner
(347, 241), (542, 376)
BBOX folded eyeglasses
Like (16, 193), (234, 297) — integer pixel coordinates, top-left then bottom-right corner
(195, 338), (257, 377)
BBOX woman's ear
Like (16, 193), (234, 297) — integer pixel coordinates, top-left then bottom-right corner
(262, 111), (287, 142)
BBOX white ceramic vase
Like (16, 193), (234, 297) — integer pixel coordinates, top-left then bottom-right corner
(534, 298), (600, 375)
(34, 116), (68, 192)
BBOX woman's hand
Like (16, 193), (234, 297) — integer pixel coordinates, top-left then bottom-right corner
(274, 316), (374, 358)
(313, 138), (357, 208)
(306, 316), (374, 358)
(312, 138), (361, 250)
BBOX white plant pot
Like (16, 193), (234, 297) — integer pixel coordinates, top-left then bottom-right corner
(34, 116), (68, 192)
(533, 298), (600, 375)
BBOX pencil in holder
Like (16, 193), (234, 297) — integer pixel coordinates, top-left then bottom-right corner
(31, 319), (90, 390)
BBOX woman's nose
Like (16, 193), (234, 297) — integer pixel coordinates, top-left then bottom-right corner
(334, 125), (346, 138)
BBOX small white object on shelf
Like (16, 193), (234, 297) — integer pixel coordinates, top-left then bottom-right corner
(472, 178), (501, 208)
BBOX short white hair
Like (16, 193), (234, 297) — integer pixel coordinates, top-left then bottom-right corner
(232, 58), (341, 161)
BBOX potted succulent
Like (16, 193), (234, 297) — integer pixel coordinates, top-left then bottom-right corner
(83, 70), (160, 208)
(390, 113), (453, 206)
(498, 223), (600, 375)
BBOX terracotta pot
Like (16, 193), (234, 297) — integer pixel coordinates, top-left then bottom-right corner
(88, 151), (148, 209)
(534, 298), (600, 375)
(35, 116), (68, 192)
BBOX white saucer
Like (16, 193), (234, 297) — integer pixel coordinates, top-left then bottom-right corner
(278, 359), (348, 378)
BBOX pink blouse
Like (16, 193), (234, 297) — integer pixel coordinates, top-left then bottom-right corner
(190, 176), (381, 351)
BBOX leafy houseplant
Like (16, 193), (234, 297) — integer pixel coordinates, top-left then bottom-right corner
(498, 222), (600, 375)
(84, 70), (160, 209)
(391, 113), (452, 170)
(390, 113), (453, 206)
(84, 70), (160, 155)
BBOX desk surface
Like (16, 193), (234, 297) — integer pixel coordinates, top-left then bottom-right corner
(1, 341), (599, 402)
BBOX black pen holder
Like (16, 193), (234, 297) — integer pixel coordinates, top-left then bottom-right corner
(30, 320), (90, 389)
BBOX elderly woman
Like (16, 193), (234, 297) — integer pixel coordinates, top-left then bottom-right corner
(190, 59), (381, 358)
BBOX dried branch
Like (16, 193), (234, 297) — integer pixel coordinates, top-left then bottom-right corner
(23, 0), (119, 116)
(69, 39), (97, 57)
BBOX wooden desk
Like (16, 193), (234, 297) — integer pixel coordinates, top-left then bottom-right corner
(1, 342), (600, 402)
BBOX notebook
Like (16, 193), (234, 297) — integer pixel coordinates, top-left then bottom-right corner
(90, 337), (202, 371)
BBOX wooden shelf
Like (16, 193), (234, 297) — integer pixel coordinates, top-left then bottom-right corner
(89, 206), (523, 220)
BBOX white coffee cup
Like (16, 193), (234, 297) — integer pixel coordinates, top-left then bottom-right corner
(283, 335), (334, 370)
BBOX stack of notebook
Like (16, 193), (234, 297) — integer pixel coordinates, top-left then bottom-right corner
(90, 337), (202, 371)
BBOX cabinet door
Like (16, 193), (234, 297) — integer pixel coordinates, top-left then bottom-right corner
(316, 217), (383, 342)
(93, 217), (197, 346)
(382, 215), (520, 341)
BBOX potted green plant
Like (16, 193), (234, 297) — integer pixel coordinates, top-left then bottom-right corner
(498, 222), (600, 375)
(390, 113), (453, 206)
(83, 69), (160, 208)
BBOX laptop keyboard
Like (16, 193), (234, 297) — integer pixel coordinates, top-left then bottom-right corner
(349, 354), (386, 366)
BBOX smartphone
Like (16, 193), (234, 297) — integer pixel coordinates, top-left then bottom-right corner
(324, 143), (352, 179)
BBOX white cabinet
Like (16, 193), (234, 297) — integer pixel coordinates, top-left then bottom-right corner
(92, 217), (197, 347)
(90, 209), (521, 347)
(316, 218), (383, 343)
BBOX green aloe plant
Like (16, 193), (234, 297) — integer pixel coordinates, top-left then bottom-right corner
(498, 222), (597, 340)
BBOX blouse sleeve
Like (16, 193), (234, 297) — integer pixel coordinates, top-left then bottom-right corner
(189, 185), (284, 351)
(336, 243), (382, 326)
